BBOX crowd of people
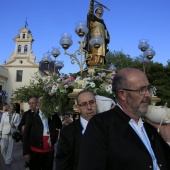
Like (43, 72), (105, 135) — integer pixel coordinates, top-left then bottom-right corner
(0, 67), (170, 170)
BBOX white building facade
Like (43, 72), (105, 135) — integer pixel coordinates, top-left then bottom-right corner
(0, 27), (40, 111)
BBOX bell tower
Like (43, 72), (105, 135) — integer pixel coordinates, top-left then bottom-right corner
(8, 27), (36, 63)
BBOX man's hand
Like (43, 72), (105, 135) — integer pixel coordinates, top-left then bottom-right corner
(10, 123), (15, 128)
(24, 154), (31, 163)
(146, 118), (170, 142)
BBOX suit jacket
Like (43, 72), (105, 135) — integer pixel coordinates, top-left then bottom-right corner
(78, 106), (170, 170)
(23, 111), (62, 155)
(0, 112), (20, 135)
(18, 109), (34, 132)
(56, 119), (83, 170)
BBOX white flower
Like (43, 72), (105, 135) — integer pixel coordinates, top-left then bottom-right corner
(57, 78), (61, 82)
(105, 84), (112, 92)
(60, 89), (66, 93)
(108, 84), (112, 90)
(74, 76), (81, 83)
(83, 77), (91, 81)
(52, 84), (58, 91)
(64, 85), (68, 89)
(90, 82), (95, 88)
(108, 89), (113, 94)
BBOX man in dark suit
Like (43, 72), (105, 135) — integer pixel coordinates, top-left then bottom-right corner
(18, 97), (37, 133)
(23, 97), (62, 170)
(56, 90), (97, 170)
(78, 68), (170, 170)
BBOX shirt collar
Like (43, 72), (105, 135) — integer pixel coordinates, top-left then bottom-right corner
(129, 117), (143, 127)
(80, 116), (88, 134)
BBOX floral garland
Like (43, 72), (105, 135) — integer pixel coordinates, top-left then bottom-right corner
(41, 69), (115, 117)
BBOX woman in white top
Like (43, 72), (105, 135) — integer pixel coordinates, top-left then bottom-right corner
(0, 103), (20, 166)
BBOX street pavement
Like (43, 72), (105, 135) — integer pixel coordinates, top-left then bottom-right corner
(0, 141), (25, 170)
(0, 141), (56, 170)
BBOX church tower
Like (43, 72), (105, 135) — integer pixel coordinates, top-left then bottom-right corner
(8, 27), (36, 63)
(3, 26), (39, 110)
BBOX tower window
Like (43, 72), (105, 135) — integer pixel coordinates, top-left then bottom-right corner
(16, 70), (23, 82)
(24, 45), (28, 53)
(18, 45), (21, 53)
(23, 34), (25, 38)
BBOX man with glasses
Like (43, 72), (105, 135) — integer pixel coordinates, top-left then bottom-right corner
(56, 90), (97, 170)
(78, 68), (170, 170)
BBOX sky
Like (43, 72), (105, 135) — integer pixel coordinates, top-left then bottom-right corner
(0, 0), (170, 74)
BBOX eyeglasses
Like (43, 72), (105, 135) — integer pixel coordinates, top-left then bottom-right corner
(78, 100), (96, 108)
(122, 85), (152, 95)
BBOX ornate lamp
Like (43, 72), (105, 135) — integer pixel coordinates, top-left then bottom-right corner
(56, 59), (64, 71)
(51, 47), (61, 58)
(40, 48), (63, 76)
(89, 35), (104, 48)
(59, 22), (104, 75)
(138, 39), (156, 73)
(108, 64), (117, 71)
(42, 52), (52, 65)
(138, 39), (149, 52)
(143, 47), (156, 60)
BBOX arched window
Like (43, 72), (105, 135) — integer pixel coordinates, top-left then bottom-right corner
(23, 34), (25, 39)
(18, 45), (21, 53)
(24, 45), (28, 53)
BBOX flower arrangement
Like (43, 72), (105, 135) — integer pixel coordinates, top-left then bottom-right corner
(41, 69), (115, 117)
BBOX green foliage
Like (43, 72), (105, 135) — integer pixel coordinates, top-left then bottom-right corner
(106, 51), (135, 70)
(13, 50), (170, 111)
(13, 78), (47, 102)
(106, 51), (170, 107)
(41, 90), (72, 118)
(147, 62), (170, 107)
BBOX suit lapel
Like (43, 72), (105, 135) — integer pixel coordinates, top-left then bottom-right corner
(74, 120), (83, 140)
(34, 110), (43, 124)
(143, 123), (156, 151)
(124, 124), (150, 155)
(115, 106), (151, 155)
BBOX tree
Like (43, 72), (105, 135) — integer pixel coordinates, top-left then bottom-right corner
(13, 78), (47, 102)
(147, 62), (170, 107)
(13, 51), (170, 108)
(106, 51), (170, 107)
(106, 51), (135, 70)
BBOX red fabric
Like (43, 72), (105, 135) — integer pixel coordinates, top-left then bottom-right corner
(30, 136), (53, 153)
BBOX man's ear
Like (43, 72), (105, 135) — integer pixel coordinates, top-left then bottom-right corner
(76, 104), (80, 113)
(118, 90), (126, 101)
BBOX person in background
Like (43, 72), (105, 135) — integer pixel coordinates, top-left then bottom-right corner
(23, 96), (62, 170)
(56, 90), (97, 170)
(0, 103), (20, 166)
(19, 109), (24, 119)
(18, 97), (37, 133)
(78, 68), (170, 170)
(0, 103), (8, 151)
(0, 103), (8, 123)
